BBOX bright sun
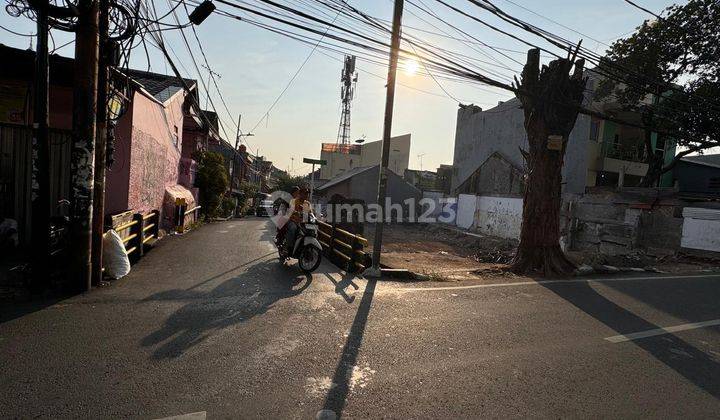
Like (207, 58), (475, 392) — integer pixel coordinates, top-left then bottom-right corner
(404, 59), (420, 76)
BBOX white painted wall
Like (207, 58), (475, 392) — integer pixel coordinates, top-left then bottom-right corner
(475, 196), (523, 239)
(456, 194), (477, 229)
(439, 199), (457, 225)
(681, 208), (720, 252)
(319, 134), (411, 180)
(451, 100), (591, 195)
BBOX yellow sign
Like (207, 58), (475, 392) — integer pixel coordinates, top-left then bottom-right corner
(547, 135), (563, 151)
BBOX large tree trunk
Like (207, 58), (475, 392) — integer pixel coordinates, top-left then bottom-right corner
(511, 49), (587, 277)
(640, 151), (665, 187)
(513, 127), (576, 276)
(639, 124), (663, 187)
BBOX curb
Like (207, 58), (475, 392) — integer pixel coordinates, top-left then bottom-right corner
(575, 264), (664, 276)
(359, 267), (420, 282)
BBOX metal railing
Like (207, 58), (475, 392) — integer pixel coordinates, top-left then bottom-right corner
(601, 141), (647, 162)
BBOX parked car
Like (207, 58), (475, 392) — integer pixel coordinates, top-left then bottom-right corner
(255, 199), (274, 217)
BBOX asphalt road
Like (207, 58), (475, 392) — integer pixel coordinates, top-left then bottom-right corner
(2, 217), (720, 419)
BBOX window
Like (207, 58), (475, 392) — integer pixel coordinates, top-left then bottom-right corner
(655, 136), (666, 151)
(589, 118), (600, 142)
(172, 125), (179, 148)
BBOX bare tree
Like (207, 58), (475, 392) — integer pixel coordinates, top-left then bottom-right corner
(511, 49), (587, 277)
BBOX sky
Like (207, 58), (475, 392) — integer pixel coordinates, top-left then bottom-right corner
(0, 0), (683, 175)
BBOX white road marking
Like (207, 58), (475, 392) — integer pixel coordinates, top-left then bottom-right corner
(604, 319), (720, 343)
(154, 412), (206, 420)
(393, 273), (720, 293)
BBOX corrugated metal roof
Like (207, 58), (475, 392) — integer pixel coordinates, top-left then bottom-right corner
(126, 69), (196, 103)
(316, 165), (376, 191)
(681, 154), (720, 169)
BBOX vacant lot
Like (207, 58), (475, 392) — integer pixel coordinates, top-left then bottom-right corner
(364, 223), (719, 280)
(364, 223), (517, 280)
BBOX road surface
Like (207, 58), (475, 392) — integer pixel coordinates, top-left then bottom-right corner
(2, 217), (720, 418)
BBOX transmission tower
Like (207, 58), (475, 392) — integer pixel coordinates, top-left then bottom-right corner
(337, 55), (358, 144)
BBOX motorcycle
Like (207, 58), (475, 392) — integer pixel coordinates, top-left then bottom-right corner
(278, 214), (323, 273)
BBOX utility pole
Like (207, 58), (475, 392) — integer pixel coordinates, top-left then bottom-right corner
(69, 0), (100, 292)
(232, 115), (254, 186)
(231, 114), (242, 184)
(366, 0), (404, 277)
(91, 0), (109, 285)
(234, 115), (242, 153)
(256, 149), (262, 192)
(29, 0), (51, 291)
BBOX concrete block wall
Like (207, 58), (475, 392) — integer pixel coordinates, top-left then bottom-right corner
(568, 201), (640, 255)
(637, 212), (683, 254)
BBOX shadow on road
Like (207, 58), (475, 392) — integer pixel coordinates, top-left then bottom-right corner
(542, 280), (720, 399)
(322, 271), (360, 304)
(322, 278), (377, 417)
(140, 256), (312, 359)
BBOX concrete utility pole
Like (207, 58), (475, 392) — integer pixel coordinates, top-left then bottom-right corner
(231, 114), (242, 182)
(29, 0), (51, 291)
(69, 0), (100, 292)
(366, 0), (404, 277)
(91, 0), (109, 285)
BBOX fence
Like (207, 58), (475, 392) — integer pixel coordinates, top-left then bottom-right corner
(174, 200), (201, 234)
(110, 210), (160, 262)
(455, 194), (523, 239)
(0, 123), (72, 245)
(317, 220), (371, 272)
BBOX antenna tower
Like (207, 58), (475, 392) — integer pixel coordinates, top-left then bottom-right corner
(337, 55), (358, 144)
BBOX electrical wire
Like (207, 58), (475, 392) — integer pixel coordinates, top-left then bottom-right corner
(180, 0), (240, 135)
(157, 0), (714, 143)
(247, 4), (342, 137)
(622, 0), (664, 20)
(0, 23), (34, 37)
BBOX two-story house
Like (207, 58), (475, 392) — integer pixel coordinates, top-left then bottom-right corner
(451, 71), (676, 196)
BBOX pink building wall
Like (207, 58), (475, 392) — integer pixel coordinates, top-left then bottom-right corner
(106, 87), (195, 227)
(104, 101), (133, 215)
(126, 89), (185, 215)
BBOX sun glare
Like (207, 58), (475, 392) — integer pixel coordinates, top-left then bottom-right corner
(404, 59), (420, 76)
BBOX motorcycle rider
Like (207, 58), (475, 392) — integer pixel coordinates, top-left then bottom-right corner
(276, 186), (299, 245)
(283, 187), (313, 257)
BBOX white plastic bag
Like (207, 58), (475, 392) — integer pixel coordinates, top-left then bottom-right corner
(103, 229), (131, 279)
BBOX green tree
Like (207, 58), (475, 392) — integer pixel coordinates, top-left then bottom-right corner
(237, 180), (258, 214)
(597, 0), (720, 186)
(194, 151), (229, 218)
(272, 173), (308, 193)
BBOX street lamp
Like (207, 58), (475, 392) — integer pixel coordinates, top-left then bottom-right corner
(189, 1), (216, 25)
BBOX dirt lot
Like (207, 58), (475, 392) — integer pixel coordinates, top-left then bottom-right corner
(364, 223), (720, 281)
(364, 223), (518, 281)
